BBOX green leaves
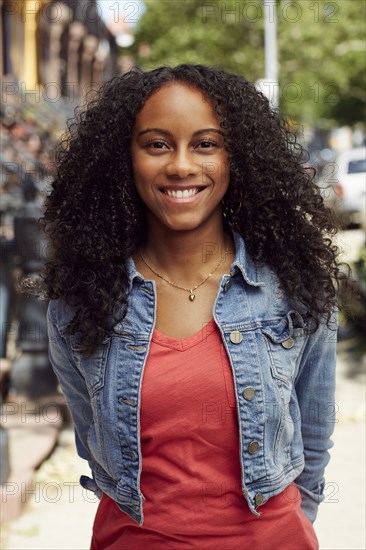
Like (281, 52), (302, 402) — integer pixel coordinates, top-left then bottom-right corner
(127, 0), (365, 126)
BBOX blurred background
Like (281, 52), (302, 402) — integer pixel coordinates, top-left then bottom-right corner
(0, 1), (365, 548)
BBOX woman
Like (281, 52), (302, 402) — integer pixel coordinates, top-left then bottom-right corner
(43, 65), (341, 549)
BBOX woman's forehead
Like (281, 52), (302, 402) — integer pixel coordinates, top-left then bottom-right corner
(133, 82), (220, 131)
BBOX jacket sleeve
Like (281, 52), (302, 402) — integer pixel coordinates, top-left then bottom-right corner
(47, 300), (94, 466)
(294, 310), (338, 523)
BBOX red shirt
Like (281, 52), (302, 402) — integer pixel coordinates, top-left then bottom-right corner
(91, 319), (318, 549)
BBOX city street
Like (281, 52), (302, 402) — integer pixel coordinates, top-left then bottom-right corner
(2, 0), (364, 547)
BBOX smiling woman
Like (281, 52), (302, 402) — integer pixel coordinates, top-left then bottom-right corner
(41, 65), (344, 549)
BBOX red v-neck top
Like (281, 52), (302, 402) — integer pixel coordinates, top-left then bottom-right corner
(91, 319), (318, 549)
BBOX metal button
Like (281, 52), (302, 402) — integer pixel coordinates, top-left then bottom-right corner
(125, 451), (136, 461)
(248, 441), (260, 454)
(242, 387), (255, 400)
(224, 278), (232, 292)
(229, 330), (243, 344)
(255, 492), (264, 506)
(281, 337), (294, 349)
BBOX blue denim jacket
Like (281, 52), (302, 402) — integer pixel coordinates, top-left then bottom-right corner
(47, 230), (337, 526)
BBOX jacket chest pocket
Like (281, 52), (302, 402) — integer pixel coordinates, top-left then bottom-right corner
(261, 312), (306, 385)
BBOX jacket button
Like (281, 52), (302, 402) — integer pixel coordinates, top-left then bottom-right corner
(248, 441), (260, 454)
(282, 337), (294, 349)
(255, 492), (264, 506)
(242, 387), (255, 400)
(224, 278), (232, 291)
(229, 331), (243, 344)
(125, 451), (136, 461)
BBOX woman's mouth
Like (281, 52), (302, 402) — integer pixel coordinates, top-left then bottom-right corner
(159, 187), (207, 203)
(163, 187), (200, 198)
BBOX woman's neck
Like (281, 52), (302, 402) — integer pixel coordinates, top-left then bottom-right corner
(138, 221), (234, 283)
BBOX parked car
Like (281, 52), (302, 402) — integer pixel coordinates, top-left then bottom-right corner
(334, 147), (366, 227)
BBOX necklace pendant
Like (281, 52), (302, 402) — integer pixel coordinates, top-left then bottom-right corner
(189, 293), (195, 302)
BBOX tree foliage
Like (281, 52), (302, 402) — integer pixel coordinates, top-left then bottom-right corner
(128, 0), (365, 126)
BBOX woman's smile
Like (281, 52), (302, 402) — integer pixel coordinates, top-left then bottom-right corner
(158, 185), (207, 203)
(131, 82), (230, 232)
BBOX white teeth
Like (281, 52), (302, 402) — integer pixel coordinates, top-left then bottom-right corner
(164, 188), (199, 198)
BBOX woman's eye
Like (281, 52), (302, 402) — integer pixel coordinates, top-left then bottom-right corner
(196, 140), (217, 149)
(147, 140), (168, 149)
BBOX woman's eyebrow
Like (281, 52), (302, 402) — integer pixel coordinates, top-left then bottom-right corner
(137, 127), (225, 137)
(137, 128), (171, 137)
(193, 128), (225, 137)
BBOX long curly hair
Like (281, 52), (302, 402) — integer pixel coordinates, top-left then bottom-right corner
(42, 64), (343, 356)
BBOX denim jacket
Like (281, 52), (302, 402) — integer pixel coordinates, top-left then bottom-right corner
(47, 230), (337, 526)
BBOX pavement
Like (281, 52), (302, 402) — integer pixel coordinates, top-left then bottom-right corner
(0, 394), (66, 524)
(0, 427), (98, 550)
(315, 336), (365, 550)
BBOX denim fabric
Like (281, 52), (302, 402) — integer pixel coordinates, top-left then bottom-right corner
(47, 230), (337, 526)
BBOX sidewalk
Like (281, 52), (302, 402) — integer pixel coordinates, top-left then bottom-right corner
(316, 420), (365, 550)
(316, 335), (366, 550)
(1, 427), (98, 550)
(1, 338), (365, 550)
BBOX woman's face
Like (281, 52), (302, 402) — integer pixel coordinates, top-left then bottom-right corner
(131, 82), (230, 234)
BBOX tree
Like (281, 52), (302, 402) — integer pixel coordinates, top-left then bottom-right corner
(127, 0), (365, 127)
(131, 1), (265, 76)
(276, 0), (366, 125)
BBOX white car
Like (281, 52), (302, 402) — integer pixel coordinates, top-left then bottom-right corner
(335, 147), (366, 227)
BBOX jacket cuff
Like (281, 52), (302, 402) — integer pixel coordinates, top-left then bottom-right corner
(295, 480), (325, 523)
(80, 474), (102, 499)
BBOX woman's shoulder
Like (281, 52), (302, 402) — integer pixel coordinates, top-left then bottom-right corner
(47, 296), (78, 332)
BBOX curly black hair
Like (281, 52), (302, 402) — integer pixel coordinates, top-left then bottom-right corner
(42, 64), (343, 356)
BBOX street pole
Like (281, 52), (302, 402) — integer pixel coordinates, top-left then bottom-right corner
(264, 0), (279, 109)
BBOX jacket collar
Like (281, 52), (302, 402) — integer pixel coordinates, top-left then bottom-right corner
(125, 228), (265, 289)
(230, 229), (265, 287)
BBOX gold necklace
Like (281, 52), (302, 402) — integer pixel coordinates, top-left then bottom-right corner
(139, 249), (223, 302)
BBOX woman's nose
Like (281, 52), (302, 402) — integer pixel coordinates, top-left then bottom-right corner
(165, 149), (199, 179)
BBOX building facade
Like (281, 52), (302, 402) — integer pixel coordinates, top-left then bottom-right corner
(1, 0), (119, 101)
